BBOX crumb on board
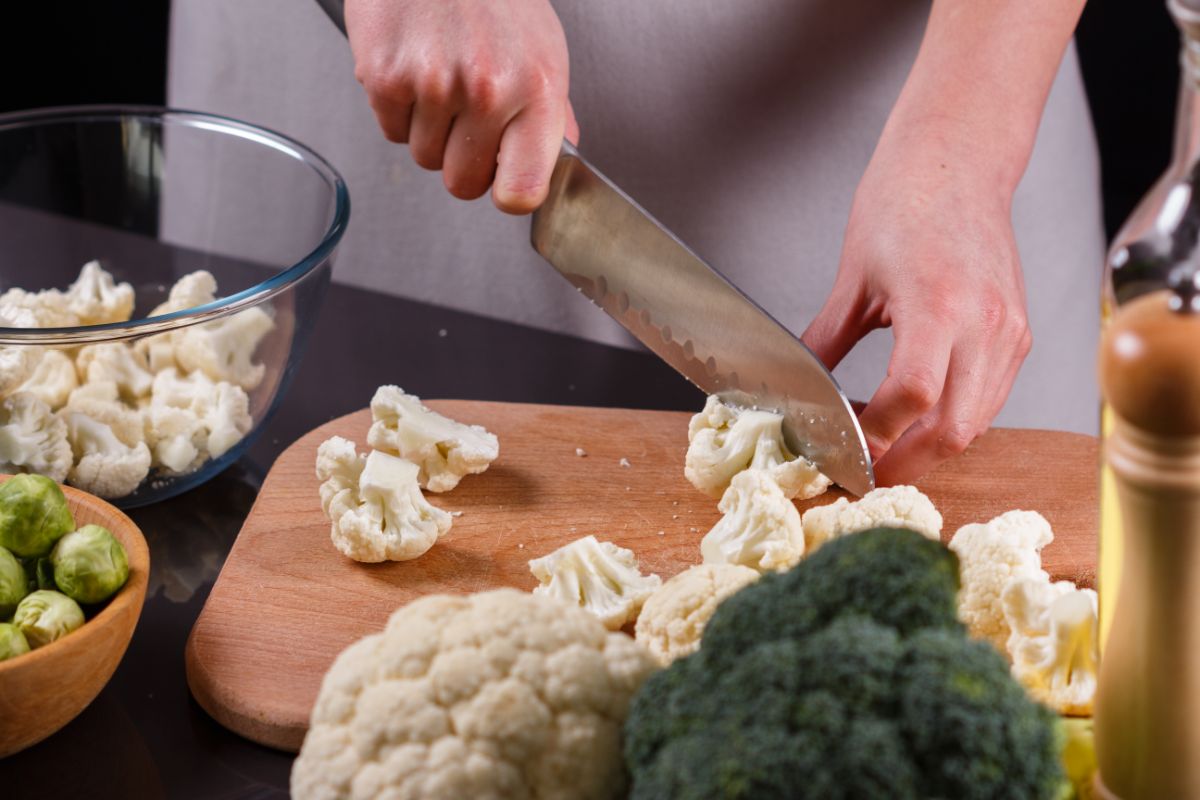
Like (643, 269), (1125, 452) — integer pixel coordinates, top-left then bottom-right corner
(450, 511), (463, 517)
(575, 448), (587, 457)
(672, 514), (679, 520)
(518, 543), (525, 549)
(625, 486), (631, 491)
(657, 530), (665, 536)
(619, 457), (631, 468)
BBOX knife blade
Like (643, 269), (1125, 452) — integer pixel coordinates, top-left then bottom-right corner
(532, 142), (874, 496)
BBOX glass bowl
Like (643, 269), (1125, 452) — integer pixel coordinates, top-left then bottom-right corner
(0, 106), (349, 507)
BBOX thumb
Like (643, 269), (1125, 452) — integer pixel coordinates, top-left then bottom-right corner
(801, 277), (871, 371)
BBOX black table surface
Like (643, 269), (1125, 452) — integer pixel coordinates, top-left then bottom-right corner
(2, 280), (701, 799)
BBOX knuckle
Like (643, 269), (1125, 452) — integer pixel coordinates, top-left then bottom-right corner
(1018, 327), (1034, 358)
(462, 65), (503, 113)
(415, 67), (456, 107)
(976, 290), (1008, 334)
(892, 367), (941, 412)
(935, 422), (974, 458)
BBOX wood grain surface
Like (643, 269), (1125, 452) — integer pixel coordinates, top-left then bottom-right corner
(186, 401), (1099, 752)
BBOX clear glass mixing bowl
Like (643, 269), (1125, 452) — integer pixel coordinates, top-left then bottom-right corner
(0, 106), (349, 507)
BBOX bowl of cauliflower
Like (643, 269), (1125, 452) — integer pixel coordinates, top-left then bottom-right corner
(0, 106), (349, 506)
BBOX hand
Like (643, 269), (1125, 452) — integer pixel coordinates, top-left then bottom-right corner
(802, 132), (1032, 486)
(345, 0), (578, 214)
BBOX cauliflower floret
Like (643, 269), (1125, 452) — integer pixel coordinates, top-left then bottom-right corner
(64, 381), (144, 447)
(949, 509), (1055, 652)
(1003, 576), (1099, 715)
(700, 469), (806, 572)
(143, 368), (252, 474)
(0, 287), (80, 327)
(174, 307), (275, 391)
(528, 535), (662, 630)
(800, 485), (943, 552)
(0, 393), (72, 482)
(291, 589), (656, 800)
(142, 403), (207, 475)
(316, 436), (452, 563)
(0, 305), (42, 396)
(62, 260), (134, 325)
(63, 411), (152, 498)
(367, 385), (499, 492)
(684, 395), (830, 500)
(75, 343), (154, 401)
(134, 270), (220, 371)
(14, 349), (77, 409)
(634, 563), (760, 665)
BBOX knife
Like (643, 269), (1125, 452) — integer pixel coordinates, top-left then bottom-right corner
(313, 0), (874, 495)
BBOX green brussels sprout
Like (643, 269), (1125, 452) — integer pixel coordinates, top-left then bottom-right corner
(0, 622), (29, 661)
(52, 525), (129, 604)
(13, 590), (84, 648)
(0, 474), (75, 558)
(0, 546), (27, 617)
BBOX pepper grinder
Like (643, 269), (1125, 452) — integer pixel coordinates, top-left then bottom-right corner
(1095, 271), (1200, 798)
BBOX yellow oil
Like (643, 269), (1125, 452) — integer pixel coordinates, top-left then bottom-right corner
(1098, 403), (1121, 653)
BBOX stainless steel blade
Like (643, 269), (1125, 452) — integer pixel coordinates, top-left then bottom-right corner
(531, 143), (874, 496)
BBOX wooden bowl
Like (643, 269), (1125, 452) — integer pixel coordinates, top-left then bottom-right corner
(0, 478), (150, 757)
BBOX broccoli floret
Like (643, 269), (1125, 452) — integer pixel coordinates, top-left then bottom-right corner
(700, 527), (963, 662)
(624, 527), (1063, 800)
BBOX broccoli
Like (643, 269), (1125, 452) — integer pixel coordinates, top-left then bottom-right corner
(624, 528), (1063, 800)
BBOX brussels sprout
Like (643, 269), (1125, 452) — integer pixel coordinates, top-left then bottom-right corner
(0, 474), (75, 558)
(0, 546), (26, 617)
(52, 525), (129, 604)
(22, 555), (57, 592)
(0, 622), (29, 661)
(13, 590), (84, 648)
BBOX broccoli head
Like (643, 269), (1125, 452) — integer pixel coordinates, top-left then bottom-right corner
(624, 528), (1063, 800)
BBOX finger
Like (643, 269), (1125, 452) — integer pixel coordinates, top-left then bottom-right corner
(801, 279), (870, 371)
(564, 98), (580, 145)
(365, 91), (415, 144)
(493, 100), (565, 214)
(442, 111), (504, 201)
(982, 327), (1032, 424)
(408, 93), (457, 171)
(871, 344), (991, 486)
(856, 316), (953, 459)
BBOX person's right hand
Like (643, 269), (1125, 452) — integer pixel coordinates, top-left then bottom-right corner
(345, 0), (577, 214)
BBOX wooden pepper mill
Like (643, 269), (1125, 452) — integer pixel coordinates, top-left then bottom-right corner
(1095, 273), (1200, 799)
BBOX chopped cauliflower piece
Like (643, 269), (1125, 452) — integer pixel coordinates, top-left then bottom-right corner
(0, 305), (42, 396)
(316, 436), (452, 563)
(528, 535), (661, 630)
(949, 510), (1055, 652)
(63, 411), (152, 498)
(143, 368), (252, 473)
(14, 349), (77, 409)
(63, 260), (134, 325)
(291, 589), (655, 800)
(64, 381), (145, 448)
(76, 343), (154, 401)
(134, 270), (221, 371)
(634, 563), (760, 665)
(0, 393), (72, 482)
(0, 287), (80, 327)
(367, 385), (499, 492)
(684, 395), (830, 500)
(701, 469), (806, 572)
(801, 485), (943, 552)
(1003, 576), (1099, 715)
(175, 307), (275, 391)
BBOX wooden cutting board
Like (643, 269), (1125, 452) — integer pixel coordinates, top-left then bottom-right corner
(186, 401), (1099, 752)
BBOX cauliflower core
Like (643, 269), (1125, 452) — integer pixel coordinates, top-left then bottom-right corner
(634, 563), (760, 665)
(291, 589), (657, 800)
(800, 485), (943, 552)
(1002, 576), (1099, 716)
(684, 395), (830, 500)
(949, 510), (1055, 652)
(367, 386), (499, 492)
(528, 535), (661, 630)
(700, 469), (806, 572)
(316, 436), (452, 563)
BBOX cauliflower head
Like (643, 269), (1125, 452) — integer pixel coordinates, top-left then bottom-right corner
(801, 485), (943, 552)
(316, 436), (452, 563)
(291, 589), (657, 800)
(174, 307), (275, 391)
(76, 343), (154, 402)
(367, 386), (499, 492)
(949, 510), (1054, 652)
(0, 393), (72, 482)
(15, 349), (78, 410)
(63, 260), (135, 325)
(1002, 576), (1098, 716)
(528, 535), (662, 630)
(634, 563), (760, 666)
(63, 411), (152, 498)
(700, 469), (806, 572)
(684, 395), (830, 500)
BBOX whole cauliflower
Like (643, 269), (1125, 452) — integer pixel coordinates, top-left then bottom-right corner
(367, 386), (499, 492)
(291, 589), (657, 800)
(175, 307), (276, 391)
(0, 393), (72, 482)
(684, 395), (830, 500)
(316, 436), (452, 563)
(700, 469), (806, 572)
(1003, 576), (1099, 716)
(528, 535), (661, 630)
(63, 411), (152, 498)
(63, 260), (135, 325)
(801, 485), (943, 552)
(949, 510), (1055, 652)
(634, 563), (760, 666)
(15, 349), (78, 410)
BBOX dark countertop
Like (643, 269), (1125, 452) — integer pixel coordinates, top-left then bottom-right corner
(1, 280), (701, 799)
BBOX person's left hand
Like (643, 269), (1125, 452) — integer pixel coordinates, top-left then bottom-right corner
(802, 131), (1033, 486)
